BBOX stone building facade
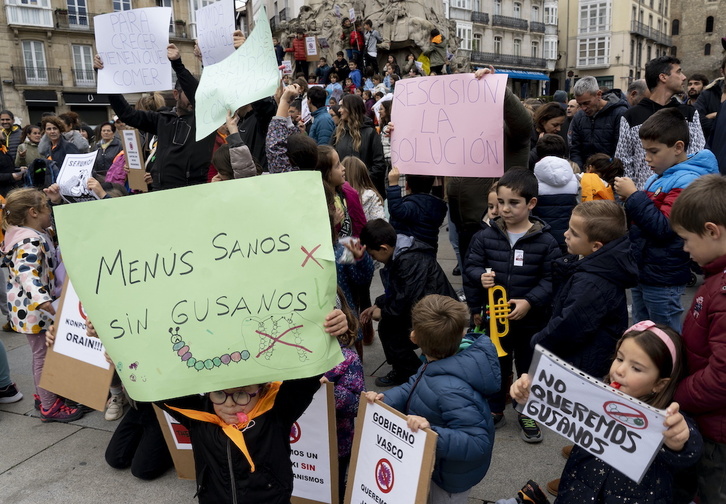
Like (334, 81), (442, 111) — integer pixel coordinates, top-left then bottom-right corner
(670, 0), (724, 81)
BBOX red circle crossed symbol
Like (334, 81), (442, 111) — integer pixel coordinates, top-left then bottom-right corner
(375, 458), (395, 494)
(289, 422), (301, 444)
(603, 401), (648, 429)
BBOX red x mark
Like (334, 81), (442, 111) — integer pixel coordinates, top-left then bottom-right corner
(255, 325), (312, 358)
(301, 244), (323, 269)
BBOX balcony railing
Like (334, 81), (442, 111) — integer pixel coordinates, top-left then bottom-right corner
(630, 20), (672, 45)
(72, 68), (96, 87)
(11, 66), (63, 86)
(471, 12), (490, 24)
(54, 9), (96, 30)
(471, 51), (546, 68)
(492, 15), (528, 30)
(6, 5), (53, 27)
(530, 21), (545, 32)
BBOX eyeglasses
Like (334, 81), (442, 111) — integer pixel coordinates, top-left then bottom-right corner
(209, 387), (261, 406)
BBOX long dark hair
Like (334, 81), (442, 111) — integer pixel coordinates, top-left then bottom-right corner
(334, 95), (365, 152)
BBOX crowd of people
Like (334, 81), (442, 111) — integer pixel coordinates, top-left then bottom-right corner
(0, 28), (725, 504)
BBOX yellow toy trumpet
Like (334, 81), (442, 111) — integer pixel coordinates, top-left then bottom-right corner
(475, 285), (511, 357)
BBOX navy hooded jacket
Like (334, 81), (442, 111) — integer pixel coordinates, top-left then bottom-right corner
(383, 333), (501, 493)
(386, 185), (447, 252)
(531, 235), (638, 378)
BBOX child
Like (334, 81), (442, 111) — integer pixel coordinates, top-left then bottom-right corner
(581, 153), (624, 201)
(347, 61), (362, 89)
(158, 308), (349, 503)
(326, 72), (344, 105)
(0, 188), (83, 422)
(372, 74), (387, 95)
(531, 156), (579, 252)
(511, 322), (703, 503)
(613, 108), (719, 330)
(284, 29), (309, 79)
(317, 145), (366, 238)
(360, 219), (457, 386)
(364, 294), (501, 504)
(344, 77), (356, 95)
(485, 182), (500, 223)
(464, 168), (561, 441)
(671, 174), (726, 504)
(387, 166), (447, 253)
(342, 155), (384, 221)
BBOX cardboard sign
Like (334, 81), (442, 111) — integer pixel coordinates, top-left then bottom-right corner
(194, 7), (279, 141)
(95, 7), (172, 93)
(120, 128), (148, 192)
(57, 152), (100, 203)
(39, 277), (114, 411)
(390, 73), (507, 178)
(305, 36), (318, 62)
(53, 171), (341, 402)
(153, 405), (196, 480)
(346, 398), (437, 504)
(524, 346), (667, 483)
(196, 0), (236, 66)
(291, 383), (339, 504)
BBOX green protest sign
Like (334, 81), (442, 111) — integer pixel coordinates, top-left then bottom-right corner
(54, 172), (341, 402)
(194, 6), (280, 141)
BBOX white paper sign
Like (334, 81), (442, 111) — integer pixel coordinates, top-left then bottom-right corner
(57, 152), (100, 204)
(52, 278), (110, 370)
(348, 401), (435, 504)
(291, 383), (336, 504)
(349, 8), (356, 22)
(281, 60), (293, 75)
(306, 36), (318, 57)
(163, 410), (193, 450)
(524, 346), (666, 483)
(196, 0), (235, 66)
(122, 129), (143, 170)
(95, 7), (172, 93)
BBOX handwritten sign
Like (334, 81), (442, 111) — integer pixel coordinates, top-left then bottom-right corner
(291, 383), (338, 504)
(390, 73), (506, 177)
(346, 399), (437, 504)
(95, 7), (172, 93)
(194, 7), (279, 141)
(57, 152), (99, 204)
(196, 0), (235, 66)
(524, 346), (667, 483)
(53, 172), (341, 402)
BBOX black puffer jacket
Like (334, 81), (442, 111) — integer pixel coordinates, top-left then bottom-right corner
(386, 185), (447, 252)
(532, 194), (578, 249)
(108, 58), (215, 190)
(92, 137), (123, 180)
(330, 118), (386, 197)
(375, 235), (457, 339)
(464, 217), (561, 320)
(568, 91), (629, 167)
(530, 236), (638, 378)
(694, 78), (724, 144)
(161, 377), (320, 504)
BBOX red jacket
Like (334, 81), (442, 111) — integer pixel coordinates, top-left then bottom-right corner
(285, 36), (307, 61)
(674, 254), (726, 443)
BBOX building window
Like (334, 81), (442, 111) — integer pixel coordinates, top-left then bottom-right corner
(72, 44), (95, 85)
(113, 0), (131, 10)
(579, 1), (610, 34)
(452, 0), (472, 9)
(494, 0), (502, 15)
(531, 5), (539, 21)
(578, 36), (609, 66)
(531, 41), (539, 58)
(706, 16), (714, 32)
(67, 0), (88, 26)
(648, 14), (652, 27)
(457, 22), (473, 50)
(156, 0), (174, 33)
(472, 33), (483, 52)
(22, 40), (48, 84)
(544, 6), (557, 24)
(514, 2), (521, 18)
(514, 38), (521, 56)
(646, 45), (651, 61)
(705, 44), (711, 55)
(494, 35), (502, 54)
(630, 39), (634, 64)
(649, 0), (653, 7)
(657, 20), (661, 32)
(671, 19), (679, 35)
(544, 38), (557, 59)
(671, 46), (676, 56)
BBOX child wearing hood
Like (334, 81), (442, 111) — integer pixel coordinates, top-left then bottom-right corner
(532, 155), (579, 252)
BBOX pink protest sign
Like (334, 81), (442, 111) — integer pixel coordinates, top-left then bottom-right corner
(390, 73), (507, 177)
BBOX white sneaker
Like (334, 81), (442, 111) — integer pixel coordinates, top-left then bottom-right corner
(105, 393), (127, 421)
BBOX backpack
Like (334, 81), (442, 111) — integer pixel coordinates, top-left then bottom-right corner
(26, 158), (60, 190)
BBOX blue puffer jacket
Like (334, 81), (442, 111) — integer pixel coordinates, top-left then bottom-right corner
(626, 149), (719, 286)
(387, 185), (447, 252)
(464, 216), (561, 322)
(531, 235), (638, 378)
(309, 106), (335, 146)
(383, 333), (501, 493)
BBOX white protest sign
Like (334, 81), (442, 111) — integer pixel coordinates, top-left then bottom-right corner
(346, 399), (437, 504)
(281, 60), (293, 75)
(52, 278), (109, 370)
(196, 0), (236, 67)
(194, 7), (279, 141)
(524, 346), (666, 483)
(306, 36), (318, 57)
(291, 383), (338, 504)
(349, 8), (356, 22)
(121, 129), (143, 170)
(57, 152), (100, 204)
(95, 7), (172, 93)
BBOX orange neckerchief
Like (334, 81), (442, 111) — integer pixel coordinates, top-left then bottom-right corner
(432, 35), (442, 44)
(166, 382), (282, 472)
